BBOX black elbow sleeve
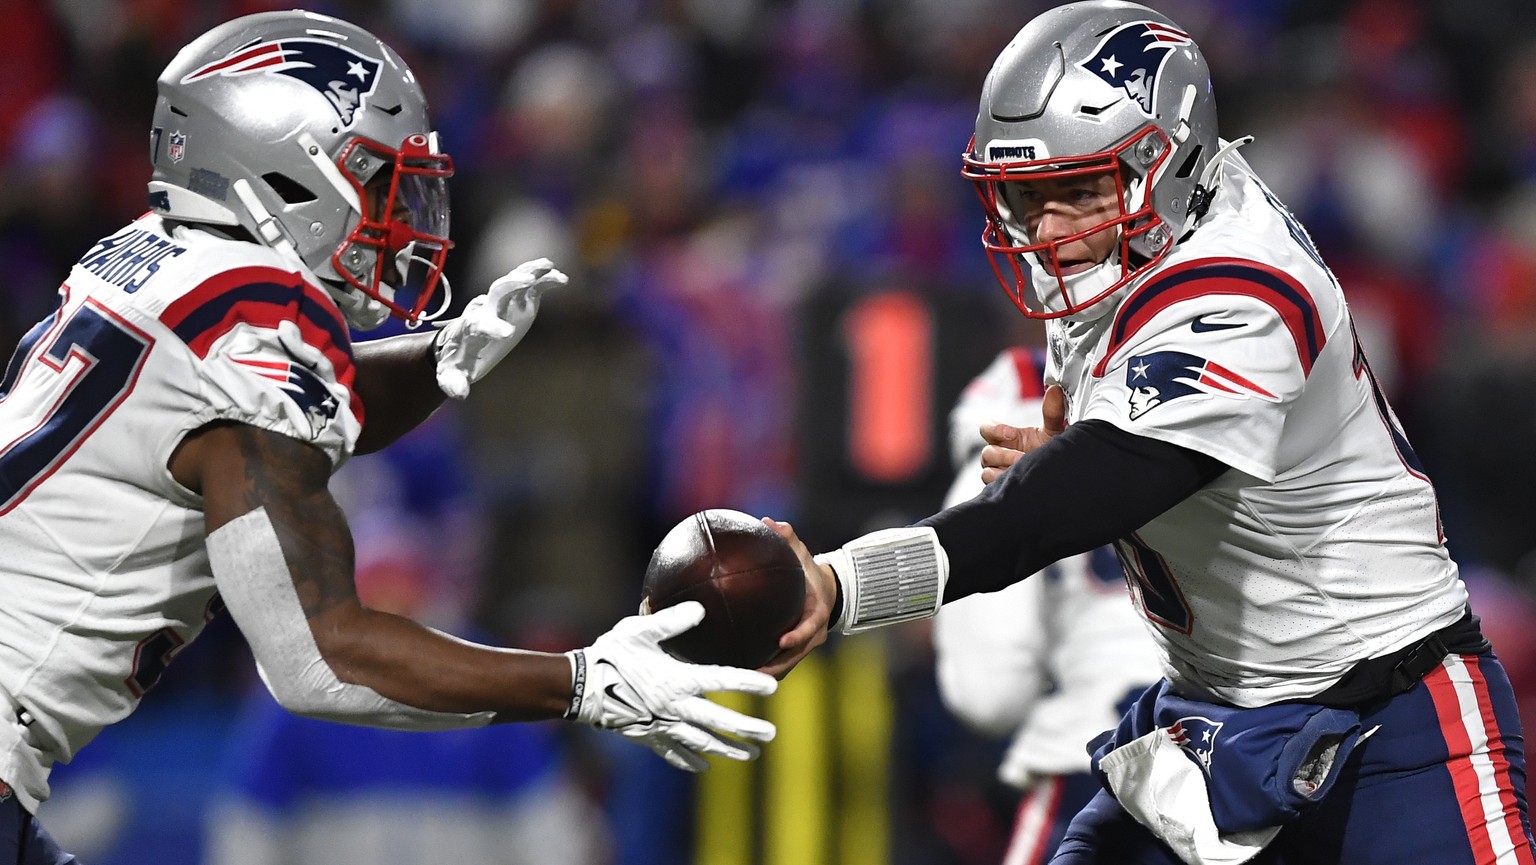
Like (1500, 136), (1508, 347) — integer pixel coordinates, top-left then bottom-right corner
(922, 419), (1227, 602)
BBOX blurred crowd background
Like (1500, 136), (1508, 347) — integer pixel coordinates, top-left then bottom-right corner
(6, 0), (1536, 862)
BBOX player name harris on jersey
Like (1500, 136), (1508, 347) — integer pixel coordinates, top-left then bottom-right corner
(75, 226), (188, 294)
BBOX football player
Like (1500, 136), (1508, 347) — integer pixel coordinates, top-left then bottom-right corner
(766, 2), (1533, 863)
(0, 11), (773, 862)
(933, 347), (1161, 865)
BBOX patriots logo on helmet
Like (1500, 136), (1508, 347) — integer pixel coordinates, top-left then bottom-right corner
(181, 38), (383, 127)
(1079, 21), (1193, 116)
(1168, 715), (1223, 773)
(1125, 350), (1277, 420)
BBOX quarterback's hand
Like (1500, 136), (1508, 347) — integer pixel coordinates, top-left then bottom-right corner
(567, 602), (777, 772)
(980, 384), (1066, 483)
(759, 518), (834, 680)
(433, 258), (568, 399)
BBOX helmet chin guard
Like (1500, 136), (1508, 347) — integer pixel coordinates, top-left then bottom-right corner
(1030, 246), (1127, 319)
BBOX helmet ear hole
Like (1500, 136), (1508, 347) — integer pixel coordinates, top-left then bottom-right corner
(262, 172), (318, 204)
(1174, 144), (1204, 180)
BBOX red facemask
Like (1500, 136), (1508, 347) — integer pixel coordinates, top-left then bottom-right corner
(962, 127), (1176, 319)
(332, 133), (454, 325)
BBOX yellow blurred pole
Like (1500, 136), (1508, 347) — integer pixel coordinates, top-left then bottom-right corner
(835, 636), (892, 865)
(694, 690), (756, 865)
(764, 651), (830, 865)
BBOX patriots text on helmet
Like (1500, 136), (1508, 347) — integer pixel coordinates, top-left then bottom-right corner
(989, 145), (1034, 160)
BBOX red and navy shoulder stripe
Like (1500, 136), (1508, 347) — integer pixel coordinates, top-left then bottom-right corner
(1092, 257), (1326, 379)
(159, 266), (359, 410)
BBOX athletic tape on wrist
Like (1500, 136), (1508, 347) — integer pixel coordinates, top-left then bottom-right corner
(818, 526), (948, 634)
(565, 649), (587, 720)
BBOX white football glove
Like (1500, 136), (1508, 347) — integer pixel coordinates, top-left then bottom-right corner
(566, 601), (778, 772)
(433, 257), (568, 399)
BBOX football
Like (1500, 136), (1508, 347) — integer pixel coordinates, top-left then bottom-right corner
(641, 509), (807, 668)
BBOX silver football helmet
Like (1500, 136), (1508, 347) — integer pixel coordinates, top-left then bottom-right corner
(148, 10), (452, 329)
(962, 0), (1220, 319)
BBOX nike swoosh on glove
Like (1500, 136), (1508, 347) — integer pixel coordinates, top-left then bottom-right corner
(567, 602), (778, 772)
(433, 257), (568, 399)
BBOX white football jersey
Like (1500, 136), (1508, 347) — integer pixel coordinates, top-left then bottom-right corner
(0, 215), (361, 810)
(1042, 152), (1467, 707)
(933, 349), (1162, 788)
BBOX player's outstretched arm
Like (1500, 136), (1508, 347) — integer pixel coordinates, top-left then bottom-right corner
(174, 420), (572, 720)
(349, 258), (568, 454)
(170, 421), (773, 768)
(763, 518), (950, 679)
(761, 517), (954, 677)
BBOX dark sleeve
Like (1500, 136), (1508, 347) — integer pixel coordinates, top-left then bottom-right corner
(917, 419), (1228, 603)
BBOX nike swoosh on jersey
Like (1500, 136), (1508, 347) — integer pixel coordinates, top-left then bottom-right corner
(1095, 258), (1325, 379)
(1189, 314), (1246, 333)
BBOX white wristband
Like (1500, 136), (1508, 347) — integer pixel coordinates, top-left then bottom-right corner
(816, 527), (948, 634)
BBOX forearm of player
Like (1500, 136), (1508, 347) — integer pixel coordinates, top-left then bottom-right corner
(206, 505), (515, 729)
(922, 419), (1228, 602)
(308, 602), (573, 722)
(351, 330), (445, 454)
(185, 422), (572, 727)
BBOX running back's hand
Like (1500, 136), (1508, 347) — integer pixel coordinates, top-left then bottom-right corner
(568, 602), (777, 771)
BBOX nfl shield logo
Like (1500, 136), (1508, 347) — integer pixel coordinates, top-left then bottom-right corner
(168, 131), (186, 163)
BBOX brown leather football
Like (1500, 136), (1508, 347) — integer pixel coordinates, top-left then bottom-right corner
(641, 509), (806, 668)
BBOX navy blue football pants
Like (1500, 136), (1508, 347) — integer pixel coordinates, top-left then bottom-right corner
(0, 793), (74, 865)
(1052, 652), (1534, 865)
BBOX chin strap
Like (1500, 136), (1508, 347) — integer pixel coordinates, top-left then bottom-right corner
(1030, 245), (1125, 318)
(1188, 135), (1254, 223)
(232, 178), (299, 255)
(395, 244), (454, 329)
